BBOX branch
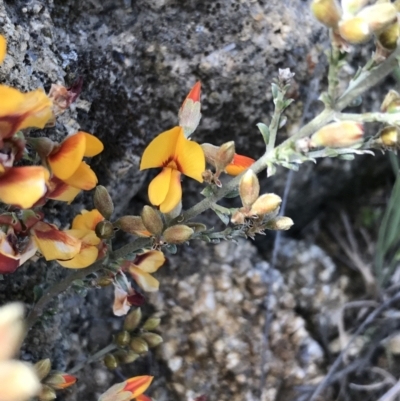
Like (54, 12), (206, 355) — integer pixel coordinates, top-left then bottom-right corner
(26, 237), (151, 331)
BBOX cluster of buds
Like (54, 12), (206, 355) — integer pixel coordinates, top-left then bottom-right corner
(104, 307), (163, 370)
(201, 141), (255, 186)
(115, 205), (194, 246)
(231, 170), (293, 238)
(34, 358), (76, 401)
(201, 141), (236, 186)
(311, 0), (399, 54)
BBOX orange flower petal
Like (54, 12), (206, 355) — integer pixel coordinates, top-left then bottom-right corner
(48, 132), (86, 180)
(159, 169), (182, 213)
(45, 373), (77, 389)
(175, 131), (205, 182)
(57, 243), (98, 268)
(0, 35), (6, 64)
(124, 376), (153, 398)
(63, 161), (98, 190)
(225, 153), (255, 176)
(72, 209), (104, 231)
(82, 132), (104, 157)
(0, 86), (25, 118)
(129, 266), (160, 292)
(133, 250), (165, 273)
(0, 166), (49, 209)
(140, 127), (181, 170)
(186, 81), (201, 102)
(31, 222), (81, 261)
(148, 167), (172, 207)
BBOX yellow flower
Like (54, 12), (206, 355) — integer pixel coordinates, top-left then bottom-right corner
(0, 86), (53, 145)
(0, 166), (50, 209)
(58, 209), (104, 269)
(0, 303), (41, 401)
(31, 209), (105, 269)
(125, 250), (165, 292)
(0, 35), (6, 64)
(140, 126), (205, 213)
(47, 131), (103, 195)
(98, 375), (153, 401)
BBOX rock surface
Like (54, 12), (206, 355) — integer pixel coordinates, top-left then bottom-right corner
(0, 0), (393, 400)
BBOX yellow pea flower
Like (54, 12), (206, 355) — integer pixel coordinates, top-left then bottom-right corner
(47, 131), (104, 194)
(126, 250), (165, 292)
(0, 166), (49, 209)
(31, 209), (105, 269)
(140, 126), (205, 213)
(98, 375), (153, 401)
(0, 86), (53, 145)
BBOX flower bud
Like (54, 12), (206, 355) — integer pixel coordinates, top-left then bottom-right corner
(239, 169), (260, 210)
(123, 307), (142, 332)
(179, 81), (201, 137)
(114, 216), (151, 237)
(130, 337), (149, 354)
(357, 3), (398, 33)
(95, 220), (115, 239)
(216, 141), (235, 172)
(163, 225), (194, 244)
(104, 354), (119, 370)
(267, 216), (294, 231)
(38, 385), (57, 401)
(141, 332), (164, 348)
(115, 330), (131, 347)
(34, 358), (51, 381)
(141, 206), (163, 236)
(338, 17), (372, 44)
(310, 121), (364, 148)
(311, 0), (342, 28)
(250, 194), (282, 216)
(45, 372), (77, 390)
(27, 137), (56, 158)
(201, 143), (219, 168)
(94, 185), (114, 220)
(118, 350), (140, 364)
(379, 126), (399, 147)
(378, 22), (400, 51)
(142, 316), (161, 331)
(381, 90), (400, 113)
(94, 277), (113, 287)
(231, 210), (245, 225)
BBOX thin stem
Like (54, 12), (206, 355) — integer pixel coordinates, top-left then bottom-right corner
(336, 45), (400, 111)
(26, 237), (151, 331)
(68, 343), (117, 375)
(327, 46), (341, 102)
(266, 100), (284, 154)
(337, 112), (400, 125)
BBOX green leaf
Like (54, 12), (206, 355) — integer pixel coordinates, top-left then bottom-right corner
(224, 187), (240, 199)
(201, 186), (216, 197)
(271, 83), (279, 99)
(256, 123), (270, 145)
(212, 207), (230, 225)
